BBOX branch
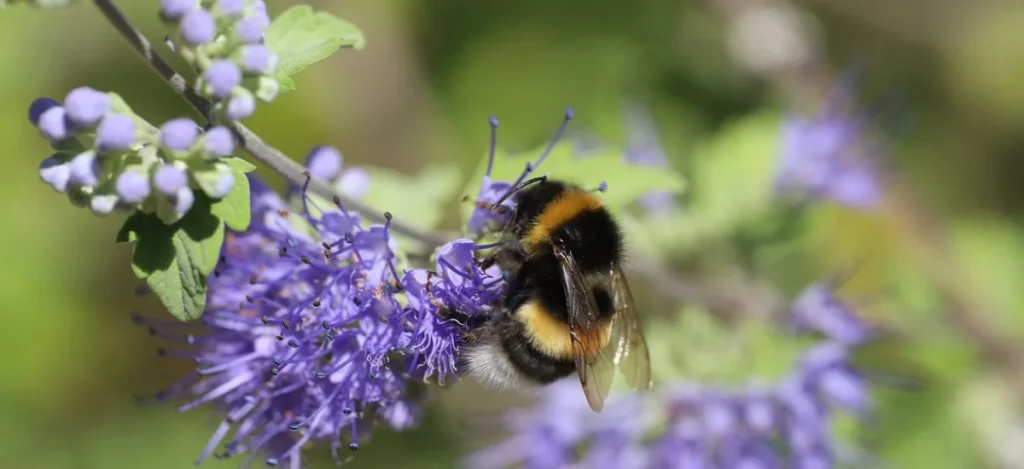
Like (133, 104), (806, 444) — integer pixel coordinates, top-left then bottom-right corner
(91, 0), (450, 248)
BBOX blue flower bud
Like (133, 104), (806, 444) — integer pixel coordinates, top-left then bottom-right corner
(306, 145), (343, 181)
(90, 193), (119, 216)
(69, 151), (99, 186)
(226, 92), (255, 121)
(180, 9), (216, 46)
(160, 0), (195, 21)
(239, 45), (274, 74)
(63, 87), (110, 127)
(154, 164), (189, 196)
(159, 118), (200, 151)
(37, 106), (70, 142)
(28, 97), (60, 126)
(234, 13), (268, 43)
(817, 367), (868, 413)
(202, 126), (234, 156)
(215, 0), (244, 17)
(173, 187), (195, 216)
(95, 114), (136, 152)
(39, 155), (72, 193)
(116, 172), (151, 204)
(206, 60), (242, 99)
(338, 168), (370, 198)
(207, 171), (235, 199)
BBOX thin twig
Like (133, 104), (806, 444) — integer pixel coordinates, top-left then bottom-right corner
(91, 0), (450, 247)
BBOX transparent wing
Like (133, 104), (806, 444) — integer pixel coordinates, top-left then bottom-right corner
(609, 265), (653, 390)
(553, 246), (615, 412)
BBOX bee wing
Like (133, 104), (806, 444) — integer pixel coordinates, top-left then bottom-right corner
(609, 265), (653, 390)
(553, 245), (616, 413)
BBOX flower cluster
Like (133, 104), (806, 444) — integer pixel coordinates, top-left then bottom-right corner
(31, 88), (236, 222)
(160, 0), (279, 122)
(468, 281), (874, 469)
(136, 129), (522, 466)
(775, 79), (883, 209)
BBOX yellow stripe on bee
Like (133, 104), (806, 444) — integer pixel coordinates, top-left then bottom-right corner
(516, 300), (612, 360)
(522, 191), (603, 253)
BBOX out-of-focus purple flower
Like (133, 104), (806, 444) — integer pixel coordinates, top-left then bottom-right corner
(203, 126), (235, 156)
(160, 118), (200, 151)
(95, 114), (136, 152)
(306, 146), (343, 181)
(207, 171), (235, 199)
(160, 0), (195, 21)
(90, 193), (118, 216)
(469, 279), (876, 469)
(337, 168), (370, 199)
(216, 0), (244, 17)
(227, 93), (255, 121)
(180, 9), (216, 45)
(775, 80), (883, 209)
(154, 164), (189, 196)
(37, 105), (70, 142)
(206, 60), (242, 99)
(64, 87), (110, 127)
(39, 155), (72, 193)
(116, 172), (151, 204)
(790, 281), (873, 345)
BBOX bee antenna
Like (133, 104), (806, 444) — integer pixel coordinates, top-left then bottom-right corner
(491, 176), (547, 209)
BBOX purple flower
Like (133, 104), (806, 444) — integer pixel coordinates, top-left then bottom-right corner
(306, 146), (343, 181)
(226, 93), (255, 121)
(28, 97), (59, 126)
(160, 118), (200, 151)
(206, 60), (242, 99)
(116, 172), (151, 204)
(95, 114), (136, 152)
(240, 45), (275, 74)
(37, 105), (70, 142)
(69, 151), (99, 186)
(469, 279), (877, 469)
(160, 0), (195, 21)
(138, 169), (484, 466)
(775, 80), (883, 209)
(154, 164), (189, 196)
(63, 87), (110, 127)
(203, 126), (235, 156)
(39, 155), (72, 193)
(790, 281), (873, 345)
(180, 9), (216, 46)
(207, 171), (235, 199)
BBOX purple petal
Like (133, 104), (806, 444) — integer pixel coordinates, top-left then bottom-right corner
(180, 9), (216, 45)
(154, 165), (189, 196)
(116, 172), (151, 204)
(234, 13), (269, 43)
(338, 168), (370, 198)
(206, 60), (242, 99)
(29, 97), (60, 126)
(203, 126), (235, 157)
(95, 114), (137, 152)
(173, 187), (195, 215)
(63, 87), (110, 127)
(306, 146), (343, 181)
(69, 152), (100, 186)
(160, 118), (200, 151)
(240, 45), (274, 74)
(160, 0), (196, 20)
(90, 194), (119, 216)
(37, 106), (70, 142)
(39, 156), (72, 193)
(226, 93), (255, 121)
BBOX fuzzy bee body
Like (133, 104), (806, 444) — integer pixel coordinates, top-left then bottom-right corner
(462, 179), (652, 412)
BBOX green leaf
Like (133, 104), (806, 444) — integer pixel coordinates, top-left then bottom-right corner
(949, 217), (1024, 341)
(221, 156), (257, 173)
(458, 141), (686, 226)
(265, 5), (365, 92)
(363, 164), (462, 233)
(211, 165), (252, 231)
(116, 197), (226, 321)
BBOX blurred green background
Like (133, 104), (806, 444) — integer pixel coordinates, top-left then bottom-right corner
(2, 0), (1024, 468)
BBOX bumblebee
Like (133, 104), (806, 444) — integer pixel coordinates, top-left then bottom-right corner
(460, 177), (652, 412)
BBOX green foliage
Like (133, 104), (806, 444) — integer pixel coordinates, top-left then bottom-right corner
(949, 217), (1024, 340)
(457, 141), (686, 228)
(211, 157), (256, 231)
(623, 111), (782, 258)
(117, 195), (229, 321)
(362, 164), (462, 236)
(265, 5), (366, 94)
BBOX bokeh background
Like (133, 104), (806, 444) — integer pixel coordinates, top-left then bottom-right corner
(2, 0), (1024, 468)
